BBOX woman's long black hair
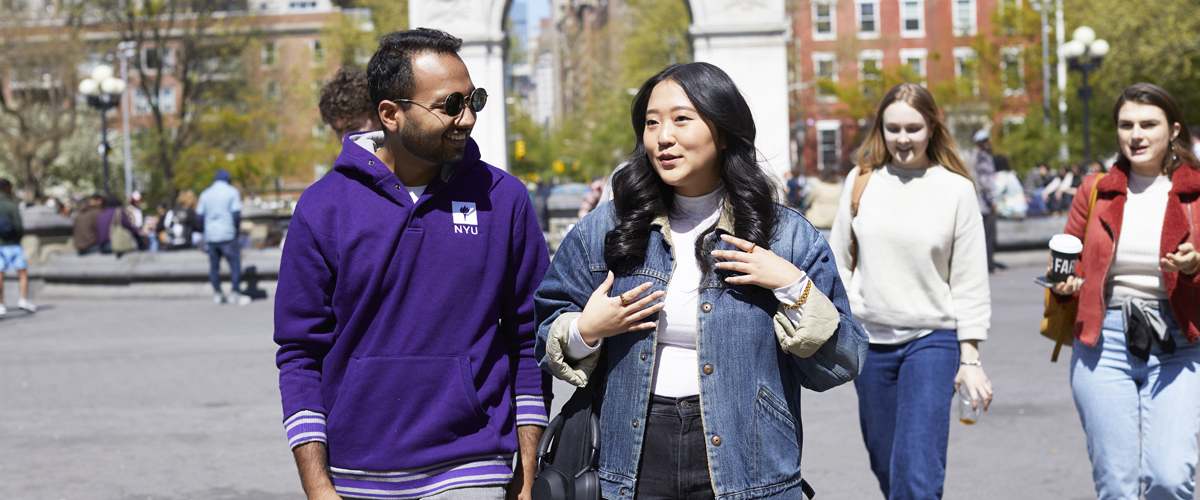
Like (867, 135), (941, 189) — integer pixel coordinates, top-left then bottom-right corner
(604, 62), (780, 281)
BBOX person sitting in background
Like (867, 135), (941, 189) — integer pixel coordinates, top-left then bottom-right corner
(994, 155), (1028, 219)
(1025, 163), (1049, 215)
(95, 196), (142, 256)
(803, 168), (843, 229)
(72, 194), (104, 255)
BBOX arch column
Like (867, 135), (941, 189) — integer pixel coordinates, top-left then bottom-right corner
(410, 0), (511, 172)
(690, 0), (792, 178)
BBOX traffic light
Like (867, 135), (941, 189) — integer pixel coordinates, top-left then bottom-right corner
(514, 140), (526, 161)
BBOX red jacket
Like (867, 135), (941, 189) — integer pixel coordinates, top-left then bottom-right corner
(1065, 162), (1200, 346)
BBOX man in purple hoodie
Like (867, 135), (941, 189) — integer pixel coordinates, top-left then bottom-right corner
(275, 29), (551, 500)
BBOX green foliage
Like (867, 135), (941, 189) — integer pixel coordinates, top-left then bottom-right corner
(1061, 0), (1200, 164)
(507, 0), (691, 184)
(321, 0), (408, 72)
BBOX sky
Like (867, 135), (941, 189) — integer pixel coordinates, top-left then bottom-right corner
(524, 0), (550, 36)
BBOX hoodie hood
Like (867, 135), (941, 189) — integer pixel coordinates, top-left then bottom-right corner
(334, 131), (481, 197)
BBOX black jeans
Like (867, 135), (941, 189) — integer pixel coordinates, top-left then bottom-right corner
(634, 395), (715, 500)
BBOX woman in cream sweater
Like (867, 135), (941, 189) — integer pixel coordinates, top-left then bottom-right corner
(829, 83), (993, 499)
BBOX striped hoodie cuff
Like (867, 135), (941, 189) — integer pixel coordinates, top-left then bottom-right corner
(515, 394), (549, 427)
(285, 410), (327, 449)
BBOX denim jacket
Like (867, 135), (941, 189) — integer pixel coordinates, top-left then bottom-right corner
(535, 202), (868, 500)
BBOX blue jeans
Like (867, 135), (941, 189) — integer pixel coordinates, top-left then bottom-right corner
(206, 240), (241, 294)
(854, 329), (959, 500)
(1071, 306), (1200, 500)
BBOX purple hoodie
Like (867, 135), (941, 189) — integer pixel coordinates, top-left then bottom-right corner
(275, 133), (551, 498)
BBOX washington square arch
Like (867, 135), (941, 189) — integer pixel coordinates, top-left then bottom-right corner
(410, 0), (792, 178)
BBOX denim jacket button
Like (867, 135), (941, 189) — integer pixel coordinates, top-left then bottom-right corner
(640, 353), (647, 360)
(620, 488), (629, 496)
(703, 364), (713, 375)
(711, 435), (722, 446)
(701, 303), (712, 313)
(632, 420), (638, 428)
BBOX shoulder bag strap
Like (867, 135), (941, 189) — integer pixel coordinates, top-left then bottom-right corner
(848, 167), (874, 272)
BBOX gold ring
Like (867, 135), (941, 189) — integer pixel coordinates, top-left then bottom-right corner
(619, 293), (630, 307)
(748, 244), (756, 254)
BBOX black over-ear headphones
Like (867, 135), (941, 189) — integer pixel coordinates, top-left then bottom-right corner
(531, 411), (601, 500)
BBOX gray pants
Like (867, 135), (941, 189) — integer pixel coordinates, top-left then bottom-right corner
(345, 486), (506, 500)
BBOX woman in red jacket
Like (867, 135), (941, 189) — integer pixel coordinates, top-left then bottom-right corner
(1053, 83), (1200, 499)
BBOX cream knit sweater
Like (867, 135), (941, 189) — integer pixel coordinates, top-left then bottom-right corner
(829, 165), (991, 342)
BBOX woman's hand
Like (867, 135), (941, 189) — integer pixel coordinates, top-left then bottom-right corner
(955, 341), (992, 411)
(576, 271), (665, 346)
(1051, 274), (1084, 297)
(713, 234), (804, 290)
(1161, 242), (1200, 274)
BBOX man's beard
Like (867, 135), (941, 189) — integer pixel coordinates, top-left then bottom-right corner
(401, 114), (468, 165)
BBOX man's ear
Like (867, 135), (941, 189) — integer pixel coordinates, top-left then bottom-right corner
(378, 101), (404, 133)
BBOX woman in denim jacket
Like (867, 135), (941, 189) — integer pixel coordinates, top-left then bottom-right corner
(535, 63), (868, 500)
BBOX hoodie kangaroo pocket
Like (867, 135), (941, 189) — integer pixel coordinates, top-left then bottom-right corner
(326, 355), (494, 471)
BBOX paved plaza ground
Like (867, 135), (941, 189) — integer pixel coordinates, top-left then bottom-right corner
(1, 254), (1194, 499)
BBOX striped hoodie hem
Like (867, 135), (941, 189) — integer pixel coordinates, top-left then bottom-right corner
(515, 394), (549, 427)
(331, 454), (514, 499)
(285, 410), (327, 449)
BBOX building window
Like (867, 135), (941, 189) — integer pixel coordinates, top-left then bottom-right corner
(264, 81), (280, 102)
(310, 40), (325, 64)
(856, 0), (879, 38)
(142, 47), (175, 72)
(813, 52), (838, 101)
(262, 42), (277, 67)
(954, 47), (979, 94)
(901, 0), (924, 38)
(859, 50), (883, 94)
(899, 48), (927, 83)
(1001, 47), (1024, 96)
(1002, 115), (1026, 136)
(816, 120), (841, 173)
(288, 1), (317, 8)
(812, 1), (836, 41)
(132, 86), (177, 115)
(999, 0), (1021, 34)
(953, 0), (976, 36)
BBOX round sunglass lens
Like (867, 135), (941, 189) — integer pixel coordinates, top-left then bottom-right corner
(444, 93), (465, 116)
(472, 89), (487, 112)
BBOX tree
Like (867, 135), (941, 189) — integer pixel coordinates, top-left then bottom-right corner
(96, 0), (260, 201)
(320, 0), (408, 72)
(1061, 0), (1200, 164)
(0, 0), (89, 201)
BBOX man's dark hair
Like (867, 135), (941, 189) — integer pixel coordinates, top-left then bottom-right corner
(367, 28), (463, 116)
(319, 67), (373, 132)
(0, 179), (11, 193)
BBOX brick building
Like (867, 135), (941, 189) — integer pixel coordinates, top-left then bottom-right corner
(792, 0), (1040, 177)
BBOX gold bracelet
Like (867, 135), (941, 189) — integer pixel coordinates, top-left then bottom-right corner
(784, 279), (812, 310)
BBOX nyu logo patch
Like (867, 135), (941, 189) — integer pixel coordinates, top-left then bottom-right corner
(452, 202), (478, 225)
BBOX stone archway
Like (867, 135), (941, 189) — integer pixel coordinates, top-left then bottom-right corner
(411, 0), (790, 178)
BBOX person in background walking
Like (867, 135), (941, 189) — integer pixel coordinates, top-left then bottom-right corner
(318, 67), (382, 145)
(197, 169), (248, 305)
(96, 195), (142, 256)
(537, 62), (866, 500)
(577, 175), (607, 218)
(72, 194), (103, 255)
(785, 169), (804, 209)
(830, 83), (993, 500)
(972, 129), (1000, 273)
(1052, 82), (1200, 500)
(803, 168), (842, 229)
(0, 179), (36, 314)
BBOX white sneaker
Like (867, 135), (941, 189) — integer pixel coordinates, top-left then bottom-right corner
(0, 304), (6, 315)
(213, 293), (226, 304)
(229, 292), (251, 306)
(17, 299), (35, 312)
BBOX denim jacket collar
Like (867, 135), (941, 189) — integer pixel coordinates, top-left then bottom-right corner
(650, 199), (736, 250)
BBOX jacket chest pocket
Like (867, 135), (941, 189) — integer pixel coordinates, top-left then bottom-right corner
(611, 267), (669, 301)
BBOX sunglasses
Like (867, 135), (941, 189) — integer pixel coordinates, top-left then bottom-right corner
(396, 88), (488, 118)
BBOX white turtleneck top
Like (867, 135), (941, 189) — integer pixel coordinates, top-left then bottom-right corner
(565, 186), (809, 397)
(1108, 172), (1171, 300)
